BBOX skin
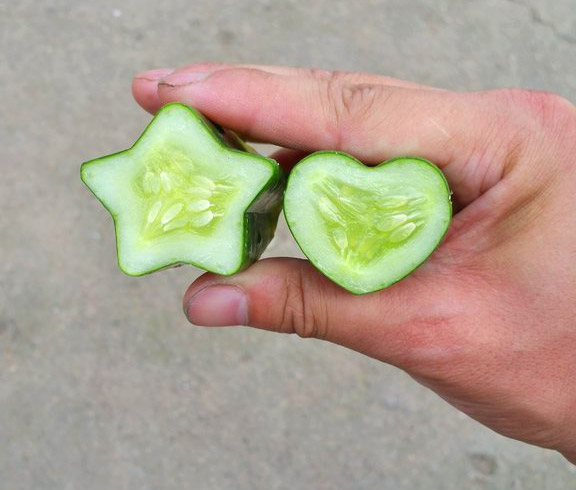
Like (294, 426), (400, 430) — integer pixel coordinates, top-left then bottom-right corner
(132, 63), (576, 463)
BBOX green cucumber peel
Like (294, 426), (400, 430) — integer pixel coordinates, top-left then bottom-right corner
(81, 103), (284, 276)
(284, 151), (452, 294)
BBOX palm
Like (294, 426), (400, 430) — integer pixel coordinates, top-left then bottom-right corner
(404, 141), (576, 449)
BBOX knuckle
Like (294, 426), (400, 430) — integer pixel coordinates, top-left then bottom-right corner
(279, 269), (327, 339)
(473, 89), (576, 175)
(494, 88), (576, 133)
(322, 79), (390, 149)
(338, 83), (383, 121)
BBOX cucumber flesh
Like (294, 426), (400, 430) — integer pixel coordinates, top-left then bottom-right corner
(81, 103), (284, 276)
(284, 152), (452, 294)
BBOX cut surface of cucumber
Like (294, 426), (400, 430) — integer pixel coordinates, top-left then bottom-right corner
(81, 103), (284, 276)
(284, 152), (452, 294)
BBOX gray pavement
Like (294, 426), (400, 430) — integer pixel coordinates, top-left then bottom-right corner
(1, 0), (576, 488)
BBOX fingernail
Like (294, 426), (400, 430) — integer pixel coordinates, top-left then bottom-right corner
(134, 68), (174, 81)
(185, 285), (248, 326)
(160, 71), (210, 87)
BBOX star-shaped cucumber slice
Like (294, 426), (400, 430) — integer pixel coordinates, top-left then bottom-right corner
(81, 103), (284, 276)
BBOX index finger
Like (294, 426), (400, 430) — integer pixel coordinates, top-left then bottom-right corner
(131, 64), (523, 205)
(132, 63), (441, 114)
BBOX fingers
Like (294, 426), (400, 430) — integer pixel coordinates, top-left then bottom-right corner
(132, 63), (439, 114)
(132, 63), (527, 205)
(183, 258), (456, 366)
(144, 68), (457, 164)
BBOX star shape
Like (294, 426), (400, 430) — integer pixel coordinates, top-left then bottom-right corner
(81, 103), (280, 276)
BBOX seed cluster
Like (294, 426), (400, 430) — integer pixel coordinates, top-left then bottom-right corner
(316, 179), (426, 268)
(140, 150), (233, 237)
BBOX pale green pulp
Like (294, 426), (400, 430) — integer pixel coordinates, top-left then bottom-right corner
(137, 145), (237, 240)
(314, 178), (427, 270)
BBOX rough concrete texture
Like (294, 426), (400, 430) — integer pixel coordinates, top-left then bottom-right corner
(1, 0), (576, 488)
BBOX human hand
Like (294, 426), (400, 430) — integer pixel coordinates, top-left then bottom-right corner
(132, 63), (576, 462)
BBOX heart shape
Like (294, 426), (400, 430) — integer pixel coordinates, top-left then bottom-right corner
(284, 152), (452, 294)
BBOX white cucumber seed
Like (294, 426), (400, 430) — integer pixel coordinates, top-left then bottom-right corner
(143, 171), (161, 195)
(193, 210), (214, 227)
(189, 187), (213, 199)
(380, 196), (408, 208)
(187, 199), (211, 212)
(388, 222), (417, 243)
(332, 228), (348, 251)
(160, 172), (172, 192)
(318, 197), (342, 224)
(163, 218), (188, 232)
(194, 175), (216, 191)
(161, 202), (184, 224)
(377, 214), (408, 232)
(147, 200), (163, 223)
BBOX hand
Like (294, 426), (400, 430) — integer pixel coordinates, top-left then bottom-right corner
(132, 63), (576, 462)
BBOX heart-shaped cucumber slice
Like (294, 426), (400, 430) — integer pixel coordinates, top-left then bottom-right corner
(284, 152), (452, 294)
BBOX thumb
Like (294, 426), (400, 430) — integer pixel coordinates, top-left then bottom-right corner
(183, 258), (455, 364)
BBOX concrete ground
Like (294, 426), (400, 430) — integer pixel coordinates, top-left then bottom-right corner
(1, 0), (576, 488)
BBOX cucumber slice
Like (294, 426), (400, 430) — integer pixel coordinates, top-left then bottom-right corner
(81, 103), (284, 276)
(284, 152), (452, 294)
